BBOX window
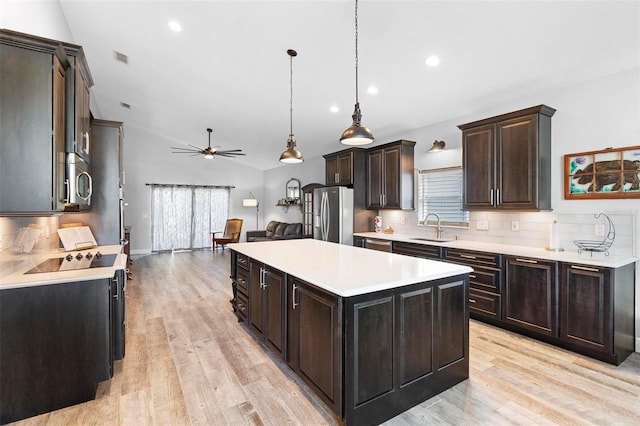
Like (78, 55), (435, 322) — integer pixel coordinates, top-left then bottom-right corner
(150, 184), (230, 252)
(417, 167), (469, 226)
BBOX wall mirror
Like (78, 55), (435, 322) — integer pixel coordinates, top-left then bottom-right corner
(286, 178), (301, 204)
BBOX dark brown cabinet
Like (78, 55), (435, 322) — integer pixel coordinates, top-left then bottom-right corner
(459, 105), (555, 211)
(0, 30), (68, 214)
(324, 149), (360, 186)
(64, 43), (93, 163)
(559, 262), (635, 365)
(366, 140), (415, 210)
(343, 277), (468, 425)
(286, 276), (342, 416)
(392, 241), (442, 260)
(444, 248), (502, 320)
(248, 259), (285, 357)
(504, 255), (558, 337)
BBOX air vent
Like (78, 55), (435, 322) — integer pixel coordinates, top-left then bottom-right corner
(119, 102), (131, 109)
(114, 50), (128, 64)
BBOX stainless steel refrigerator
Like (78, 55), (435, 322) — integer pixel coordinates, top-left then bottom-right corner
(314, 186), (354, 245)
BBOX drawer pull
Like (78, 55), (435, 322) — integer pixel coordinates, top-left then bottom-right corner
(469, 274), (477, 279)
(516, 258), (538, 264)
(469, 299), (477, 304)
(570, 265), (600, 272)
(460, 254), (477, 259)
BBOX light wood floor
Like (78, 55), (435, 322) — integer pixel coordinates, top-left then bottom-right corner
(10, 250), (640, 425)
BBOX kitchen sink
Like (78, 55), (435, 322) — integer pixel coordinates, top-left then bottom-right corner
(409, 237), (454, 243)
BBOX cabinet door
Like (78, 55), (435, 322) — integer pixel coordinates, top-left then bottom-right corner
(560, 264), (612, 354)
(504, 256), (558, 337)
(337, 152), (353, 185)
(0, 44), (65, 213)
(497, 114), (538, 209)
(248, 259), (264, 336)
(325, 155), (338, 185)
(289, 278), (342, 415)
(382, 145), (401, 208)
(366, 148), (384, 208)
(462, 124), (495, 209)
(263, 266), (285, 357)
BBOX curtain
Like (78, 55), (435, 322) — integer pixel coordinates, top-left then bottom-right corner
(150, 185), (230, 252)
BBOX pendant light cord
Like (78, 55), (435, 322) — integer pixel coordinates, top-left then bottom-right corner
(290, 52), (294, 136)
(354, 0), (359, 105)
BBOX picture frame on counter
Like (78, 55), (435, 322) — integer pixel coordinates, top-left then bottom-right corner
(564, 145), (640, 199)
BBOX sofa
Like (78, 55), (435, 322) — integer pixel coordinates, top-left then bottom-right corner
(246, 221), (303, 242)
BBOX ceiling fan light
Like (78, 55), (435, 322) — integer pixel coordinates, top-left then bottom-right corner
(204, 152), (215, 159)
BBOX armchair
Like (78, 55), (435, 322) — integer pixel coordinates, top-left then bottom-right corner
(212, 218), (243, 251)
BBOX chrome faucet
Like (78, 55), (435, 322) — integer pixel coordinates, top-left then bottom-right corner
(424, 213), (443, 240)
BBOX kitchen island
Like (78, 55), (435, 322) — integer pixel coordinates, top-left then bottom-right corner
(229, 239), (472, 425)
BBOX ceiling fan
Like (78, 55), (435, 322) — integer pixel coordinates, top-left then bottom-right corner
(171, 128), (246, 159)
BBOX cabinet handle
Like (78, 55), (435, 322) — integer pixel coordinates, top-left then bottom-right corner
(460, 254), (477, 259)
(292, 284), (299, 310)
(469, 274), (477, 279)
(259, 267), (266, 289)
(490, 188), (494, 206)
(112, 275), (119, 300)
(516, 258), (538, 264)
(469, 299), (477, 304)
(335, 173), (339, 183)
(570, 265), (600, 272)
(64, 178), (70, 203)
(496, 188), (501, 205)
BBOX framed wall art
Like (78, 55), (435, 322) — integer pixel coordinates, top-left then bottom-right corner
(564, 145), (640, 199)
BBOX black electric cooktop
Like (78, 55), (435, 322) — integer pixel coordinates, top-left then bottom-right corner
(25, 253), (118, 274)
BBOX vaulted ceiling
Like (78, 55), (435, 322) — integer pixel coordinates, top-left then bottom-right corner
(58, 0), (639, 170)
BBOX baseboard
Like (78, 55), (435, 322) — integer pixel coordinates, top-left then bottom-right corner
(131, 249), (151, 256)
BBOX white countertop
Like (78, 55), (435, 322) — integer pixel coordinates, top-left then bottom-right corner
(355, 232), (637, 268)
(0, 245), (126, 290)
(229, 239), (472, 297)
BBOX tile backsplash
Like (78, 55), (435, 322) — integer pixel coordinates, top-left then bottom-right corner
(380, 209), (637, 258)
(0, 216), (61, 255)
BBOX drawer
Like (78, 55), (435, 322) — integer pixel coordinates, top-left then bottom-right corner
(236, 253), (249, 271)
(444, 248), (501, 269)
(236, 291), (248, 321)
(236, 268), (249, 295)
(392, 241), (441, 260)
(469, 267), (501, 293)
(469, 289), (501, 319)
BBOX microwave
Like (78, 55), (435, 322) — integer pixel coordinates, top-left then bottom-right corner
(65, 153), (92, 211)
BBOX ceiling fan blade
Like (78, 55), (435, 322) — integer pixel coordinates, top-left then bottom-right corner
(171, 150), (200, 154)
(216, 150), (245, 155)
(188, 144), (205, 150)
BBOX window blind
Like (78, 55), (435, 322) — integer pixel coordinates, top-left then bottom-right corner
(418, 167), (469, 226)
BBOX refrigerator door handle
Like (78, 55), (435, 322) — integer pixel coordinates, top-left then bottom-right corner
(321, 192), (328, 241)
(324, 192), (330, 241)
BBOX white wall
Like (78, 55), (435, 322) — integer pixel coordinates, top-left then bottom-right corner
(122, 125), (264, 252)
(0, 0), (72, 42)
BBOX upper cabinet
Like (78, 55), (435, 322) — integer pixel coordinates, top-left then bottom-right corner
(459, 105), (555, 211)
(366, 140), (415, 210)
(64, 43), (93, 164)
(324, 148), (364, 186)
(0, 30), (69, 214)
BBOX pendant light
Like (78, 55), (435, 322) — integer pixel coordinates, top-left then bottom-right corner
(279, 49), (304, 164)
(340, 0), (374, 146)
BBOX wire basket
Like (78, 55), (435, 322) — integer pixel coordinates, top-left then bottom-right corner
(573, 213), (615, 256)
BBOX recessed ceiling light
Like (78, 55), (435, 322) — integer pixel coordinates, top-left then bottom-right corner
(425, 55), (440, 67)
(330, 105), (340, 113)
(367, 86), (378, 95)
(168, 21), (182, 32)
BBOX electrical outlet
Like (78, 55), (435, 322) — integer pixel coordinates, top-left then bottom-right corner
(511, 221), (519, 231)
(594, 224), (605, 237)
(476, 220), (489, 230)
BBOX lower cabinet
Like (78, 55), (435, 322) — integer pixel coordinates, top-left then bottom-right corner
(0, 279), (112, 424)
(504, 256), (558, 337)
(248, 259), (285, 357)
(559, 262), (635, 365)
(286, 276), (342, 415)
(392, 241), (442, 260)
